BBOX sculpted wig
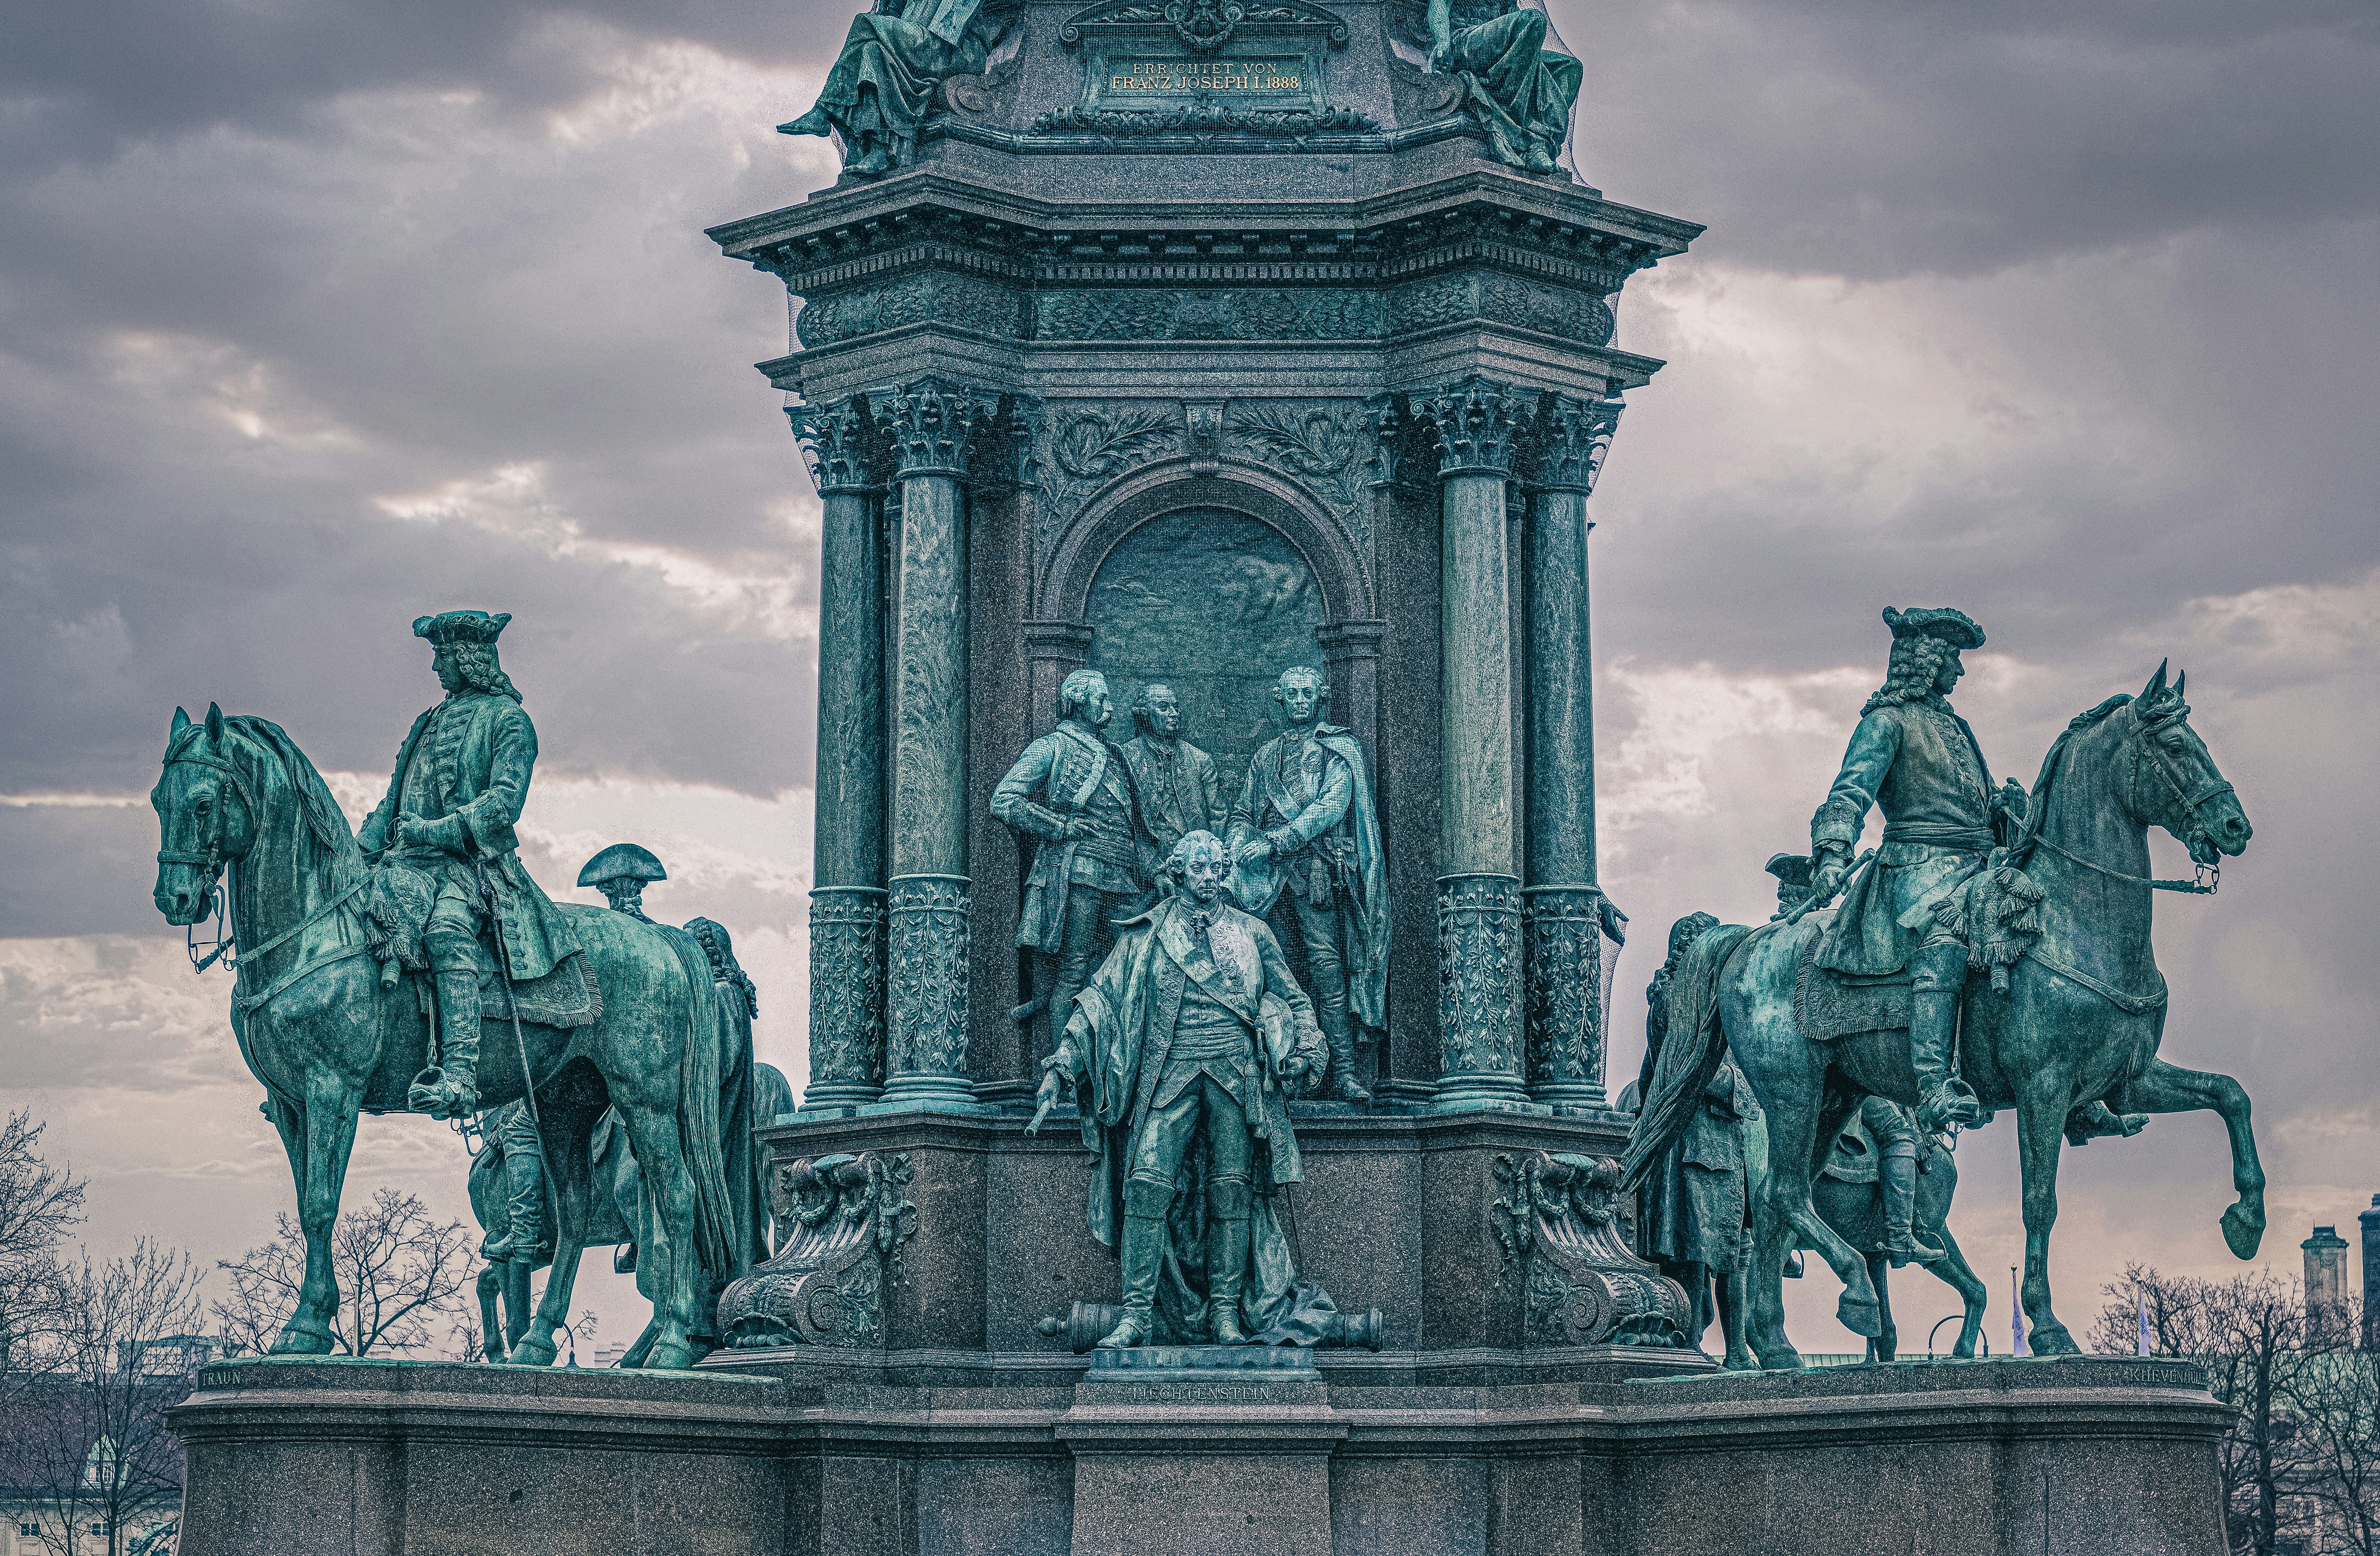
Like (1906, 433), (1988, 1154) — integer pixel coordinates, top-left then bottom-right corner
(1131, 682), (1175, 735)
(1272, 665), (1329, 714)
(1057, 669), (1107, 722)
(1860, 634), (1959, 717)
(449, 642), (522, 703)
(1167, 829), (1230, 880)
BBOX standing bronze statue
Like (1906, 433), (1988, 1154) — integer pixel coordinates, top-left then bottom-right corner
(356, 611), (580, 1120)
(579, 842), (666, 921)
(1119, 683), (1223, 875)
(993, 669), (1155, 1056)
(1800, 607), (2021, 1133)
(1032, 833), (1327, 1349)
(1227, 666), (1388, 1104)
(1629, 913), (1755, 1370)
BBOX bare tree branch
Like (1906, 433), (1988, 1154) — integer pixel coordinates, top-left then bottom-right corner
(210, 1188), (472, 1358)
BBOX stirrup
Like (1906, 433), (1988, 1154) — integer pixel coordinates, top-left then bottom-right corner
(1885, 1232), (1946, 1268)
(1917, 1078), (1982, 1132)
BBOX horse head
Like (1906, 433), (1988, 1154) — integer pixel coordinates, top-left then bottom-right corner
(151, 703), (257, 925)
(2123, 660), (2252, 867)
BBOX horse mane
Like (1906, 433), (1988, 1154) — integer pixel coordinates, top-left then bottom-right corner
(222, 715), (367, 890)
(2008, 693), (2142, 864)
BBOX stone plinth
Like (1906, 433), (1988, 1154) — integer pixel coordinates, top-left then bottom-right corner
(168, 1355), (2227, 1556)
(167, 1357), (789, 1556)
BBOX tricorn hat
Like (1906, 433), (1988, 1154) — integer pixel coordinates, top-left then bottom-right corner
(1882, 606), (1983, 650)
(414, 610), (513, 647)
(1765, 852), (1814, 889)
(578, 843), (667, 888)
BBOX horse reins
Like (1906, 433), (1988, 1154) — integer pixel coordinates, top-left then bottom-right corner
(159, 737), (257, 973)
(2019, 701), (2228, 896)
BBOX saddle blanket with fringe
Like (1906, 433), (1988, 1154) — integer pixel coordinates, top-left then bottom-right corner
(409, 951), (602, 1031)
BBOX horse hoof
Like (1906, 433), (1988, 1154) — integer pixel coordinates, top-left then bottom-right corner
(2222, 1203), (2265, 1260)
(646, 1341), (699, 1371)
(1837, 1293), (1882, 1339)
(2028, 1324), (2080, 1356)
(269, 1326), (335, 1356)
(510, 1337), (557, 1367)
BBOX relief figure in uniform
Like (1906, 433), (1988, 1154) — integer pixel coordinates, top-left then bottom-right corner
(1227, 666), (1389, 1104)
(1118, 682), (1224, 876)
(993, 669), (1154, 1056)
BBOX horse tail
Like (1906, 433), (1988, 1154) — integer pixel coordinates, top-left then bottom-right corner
(1622, 921), (1755, 1191)
(662, 930), (737, 1276)
(752, 1063), (795, 1257)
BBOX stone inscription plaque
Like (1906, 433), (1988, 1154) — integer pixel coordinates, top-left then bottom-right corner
(1106, 58), (1307, 93)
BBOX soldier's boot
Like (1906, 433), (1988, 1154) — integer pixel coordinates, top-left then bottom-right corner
(1207, 1175), (1253, 1345)
(1909, 941), (1982, 1134)
(1320, 1014), (1371, 1104)
(1096, 1213), (1166, 1349)
(1880, 1154), (1944, 1268)
(409, 968), (482, 1119)
(483, 1154), (544, 1262)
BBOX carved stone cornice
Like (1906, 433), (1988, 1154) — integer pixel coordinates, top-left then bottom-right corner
(1410, 379), (1529, 479)
(873, 381), (998, 480)
(1527, 396), (1624, 495)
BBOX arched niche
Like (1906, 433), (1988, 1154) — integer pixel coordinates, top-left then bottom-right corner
(1027, 459), (1384, 776)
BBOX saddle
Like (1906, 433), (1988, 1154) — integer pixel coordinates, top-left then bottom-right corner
(1793, 855), (2045, 1048)
(368, 860), (601, 1030)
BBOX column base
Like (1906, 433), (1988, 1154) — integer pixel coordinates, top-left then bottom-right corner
(796, 1082), (882, 1116)
(1425, 1072), (1545, 1114)
(871, 1074), (995, 1114)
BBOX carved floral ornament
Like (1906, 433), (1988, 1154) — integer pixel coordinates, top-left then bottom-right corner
(1057, 0), (1350, 49)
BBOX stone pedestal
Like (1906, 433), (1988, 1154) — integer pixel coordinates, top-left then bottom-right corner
(169, 1355), (2227, 1556)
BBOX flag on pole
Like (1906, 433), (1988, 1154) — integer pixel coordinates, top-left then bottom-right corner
(2011, 1266), (2028, 1357)
(2137, 1287), (2151, 1356)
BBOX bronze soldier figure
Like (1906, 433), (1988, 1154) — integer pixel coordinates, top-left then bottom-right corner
(579, 842), (667, 921)
(357, 611), (579, 1119)
(1227, 666), (1389, 1104)
(1803, 608), (2022, 1133)
(1118, 683), (1223, 873)
(993, 669), (1154, 1055)
(1033, 832), (1324, 1349)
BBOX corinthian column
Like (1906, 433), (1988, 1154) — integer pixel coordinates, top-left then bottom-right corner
(800, 398), (889, 1111)
(873, 380), (992, 1111)
(1523, 396), (1623, 1111)
(1415, 380), (1529, 1112)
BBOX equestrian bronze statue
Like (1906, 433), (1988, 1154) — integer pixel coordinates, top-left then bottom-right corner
(1630, 609), (2257, 1366)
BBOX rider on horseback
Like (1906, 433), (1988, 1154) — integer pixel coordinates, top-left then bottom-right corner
(1805, 607), (2023, 1137)
(357, 611), (580, 1120)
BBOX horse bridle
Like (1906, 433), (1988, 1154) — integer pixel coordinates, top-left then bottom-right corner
(157, 735), (256, 971)
(2032, 701), (2229, 896)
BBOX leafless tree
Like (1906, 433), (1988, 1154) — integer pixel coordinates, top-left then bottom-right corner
(211, 1188), (472, 1357)
(2096, 1265), (2322, 1556)
(0, 1111), (87, 1397)
(17, 1240), (204, 1556)
(2280, 1296), (2380, 1556)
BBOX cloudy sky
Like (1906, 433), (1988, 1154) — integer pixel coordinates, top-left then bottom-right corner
(2, 0), (2372, 1358)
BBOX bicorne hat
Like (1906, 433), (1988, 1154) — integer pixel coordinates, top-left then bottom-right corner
(578, 843), (668, 888)
(413, 610), (513, 647)
(1765, 853), (1814, 889)
(1881, 606), (1984, 650)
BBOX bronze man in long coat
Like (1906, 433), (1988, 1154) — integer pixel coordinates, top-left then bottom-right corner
(1034, 833), (1326, 1349)
(1227, 666), (1388, 1103)
(358, 611), (579, 1119)
(992, 669), (1154, 1056)
(1805, 607), (2021, 1132)
(1118, 683), (1223, 873)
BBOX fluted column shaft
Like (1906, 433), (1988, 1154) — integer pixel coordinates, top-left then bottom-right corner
(876, 382), (991, 1111)
(1417, 381), (1528, 1112)
(1523, 396), (1625, 1111)
(799, 399), (889, 1111)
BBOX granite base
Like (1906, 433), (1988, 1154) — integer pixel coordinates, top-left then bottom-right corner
(169, 1355), (2226, 1556)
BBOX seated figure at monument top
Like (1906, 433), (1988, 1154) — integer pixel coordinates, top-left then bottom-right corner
(780, 0), (1014, 179)
(1419, 0), (1582, 175)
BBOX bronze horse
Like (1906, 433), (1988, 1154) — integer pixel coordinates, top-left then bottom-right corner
(150, 705), (745, 1369)
(1643, 664), (2258, 1367)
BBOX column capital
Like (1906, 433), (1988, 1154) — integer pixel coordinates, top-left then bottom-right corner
(1315, 619), (1387, 664)
(1409, 378), (1530, 479)
(793, 395), (888, 496)
(872, 378), (999, 480)
(1021, 620), (1097, 661)
(1526, 395), (1625, 495)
